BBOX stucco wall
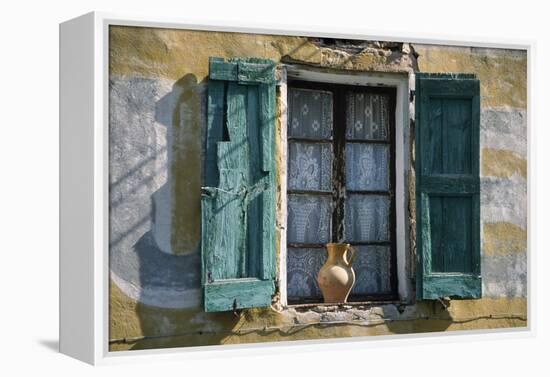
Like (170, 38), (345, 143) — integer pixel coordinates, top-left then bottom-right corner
(108, 26), (527, 351)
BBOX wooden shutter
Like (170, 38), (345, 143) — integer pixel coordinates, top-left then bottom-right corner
(201, 57), (276, 312)
(415, 73), (481, 300)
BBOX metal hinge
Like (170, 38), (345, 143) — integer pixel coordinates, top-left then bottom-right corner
(232, 299), (239, 317)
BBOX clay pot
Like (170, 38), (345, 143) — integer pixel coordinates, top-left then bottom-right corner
(317, 243), (356, 303)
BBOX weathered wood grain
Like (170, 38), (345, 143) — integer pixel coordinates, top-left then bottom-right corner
(415, 73), (481, 300)
(204, 279), (275, 311)
(202, 57), (277, 312)
(208, 57), (275, 84)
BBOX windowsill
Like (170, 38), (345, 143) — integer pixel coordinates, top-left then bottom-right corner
(284, 299), (410, 311)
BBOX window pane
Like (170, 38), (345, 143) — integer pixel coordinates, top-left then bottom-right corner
(288, 88), (333, 140)
(288, 142), (332, 191)
(344, 194), (390, 242)
(350, 246), (392, 295)
(286, 248), (326, 299)
(287, 194), (332, 244)
(345, 143), (389, 191)
(346, 92), (389, 140)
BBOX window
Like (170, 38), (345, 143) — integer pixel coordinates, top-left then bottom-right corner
(285, 81), (397, 304)
(200, 57), (482, 312)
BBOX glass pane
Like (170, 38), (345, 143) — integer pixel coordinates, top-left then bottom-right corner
(288, 142), (332, 191)
(346, 92), (389, 140)
(286, 248), (326, 299)
(287, 194), (332, 244)
(345, 143), (389, 191)
(350, 246), (392, 295)
(344, 194), (390, 242)
(288, 88), (333, 140)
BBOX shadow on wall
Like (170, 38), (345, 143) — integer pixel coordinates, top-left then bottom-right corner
(110, 68), (450, 350)
(385, 300), (452, 334)
(132, 74), (241, 349)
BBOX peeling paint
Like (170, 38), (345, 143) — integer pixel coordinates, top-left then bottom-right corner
(481, 175), (527, 228)
(481, 108), (527, 158)
(484, 222), (527, 256)
(482, 252), (527, 297)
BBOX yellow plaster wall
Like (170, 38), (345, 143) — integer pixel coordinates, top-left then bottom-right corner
(482, 148), (527, 179)
(109, 26), (528, 351)
(170, 75), (202, 253)
(483, 222), (527, 256)
(109, 26), (414, 81)
(110, 279), (526, 351)
(109, 26), (413, 256)
(413, 44), (527, 108)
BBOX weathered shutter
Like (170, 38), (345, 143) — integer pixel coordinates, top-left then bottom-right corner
(201, 57), (276, 312)
(415, 73), (481, 300)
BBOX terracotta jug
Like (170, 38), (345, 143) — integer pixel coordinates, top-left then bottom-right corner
(317, 243), (356, 303)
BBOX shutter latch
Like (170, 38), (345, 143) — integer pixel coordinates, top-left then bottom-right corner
(201, 186), (242, 198)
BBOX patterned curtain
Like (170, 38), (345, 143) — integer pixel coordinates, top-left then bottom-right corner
(286, 87), (393, 301)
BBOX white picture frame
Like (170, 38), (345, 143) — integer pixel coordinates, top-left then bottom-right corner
(59, 11), (534, 365)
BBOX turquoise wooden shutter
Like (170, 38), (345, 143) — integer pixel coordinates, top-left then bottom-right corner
(415, 73), (481, 300)
(201, 57), (276, 312)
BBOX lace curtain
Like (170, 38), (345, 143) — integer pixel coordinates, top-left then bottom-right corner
(286, 87), (392, 300)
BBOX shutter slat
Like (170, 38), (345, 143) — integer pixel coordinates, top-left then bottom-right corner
(259, 83), (276, 280)
(204, 279), (275, 312)
(238, 62), (275, 84)
(204, 80), (225, 187)
(246, 85), (261, 278)
(209, 59), (238, 81)
(208, 57), (275, 84)
(415, 73), (481, 300)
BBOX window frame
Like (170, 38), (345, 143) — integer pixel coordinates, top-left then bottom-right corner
(277, 65), (412, 307)
(286, 79), (398, 304)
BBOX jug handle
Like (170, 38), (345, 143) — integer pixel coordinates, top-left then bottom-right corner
(346, 246), (356, 266)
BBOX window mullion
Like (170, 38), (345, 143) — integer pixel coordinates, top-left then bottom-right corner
(332, 87), (346, 243)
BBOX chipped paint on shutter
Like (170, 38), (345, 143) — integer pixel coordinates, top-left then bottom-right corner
(415, 73), (481, 300)
(201, 57), (276, 312)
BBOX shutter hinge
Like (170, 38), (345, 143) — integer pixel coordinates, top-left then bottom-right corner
(232, 299), (239, 317)
(410, 90), (415, 102)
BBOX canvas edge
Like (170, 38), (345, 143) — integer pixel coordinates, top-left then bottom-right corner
(59, 11), (97, 365)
